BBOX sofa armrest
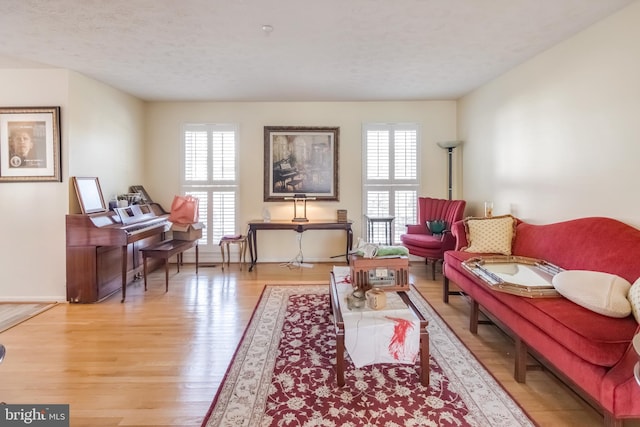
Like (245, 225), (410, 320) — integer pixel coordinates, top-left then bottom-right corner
(405, 224), (428, 234)
(441, 230), (456, 249)
(451, 220), (468, 250)
(600, 327), (640, 415)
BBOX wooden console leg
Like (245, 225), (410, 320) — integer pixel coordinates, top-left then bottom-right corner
(470, 299), (479, 334)
(514, 337), (527, 383)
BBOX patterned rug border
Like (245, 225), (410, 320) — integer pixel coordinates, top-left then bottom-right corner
(0, 302), (58, 333)
(201, 284), (536, 427)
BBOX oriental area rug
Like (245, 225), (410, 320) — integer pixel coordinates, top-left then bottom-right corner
(202, 285), (534, 427)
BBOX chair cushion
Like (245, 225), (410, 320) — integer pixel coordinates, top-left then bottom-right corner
(552, 270), (631, 318)
(463, 215), (516, 255)
(400, 233), (444, 250)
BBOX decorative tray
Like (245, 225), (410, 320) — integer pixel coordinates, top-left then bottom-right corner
(462, 255), (564, 298)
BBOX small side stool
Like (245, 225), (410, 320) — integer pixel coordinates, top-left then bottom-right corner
(219, 235), (248, 270)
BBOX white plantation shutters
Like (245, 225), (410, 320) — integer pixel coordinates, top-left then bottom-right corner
(363, 124), (420, 244)
(183, 124), (238, 247)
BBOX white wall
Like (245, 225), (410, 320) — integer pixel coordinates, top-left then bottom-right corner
(145, 101), (458, 263)
(67, 73), (146, 208)
(0, 69), (70, 302)
(458, 1), (640, 227)
(0, 70), (145, 301)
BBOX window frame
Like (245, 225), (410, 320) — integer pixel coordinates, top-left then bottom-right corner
(362, 123), (421, 244)
(181, 123), (239, 249)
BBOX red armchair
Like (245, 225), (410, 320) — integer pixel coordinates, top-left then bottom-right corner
(400, 197), (466, 280)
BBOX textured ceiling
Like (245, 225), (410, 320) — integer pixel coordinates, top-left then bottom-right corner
(0, 0), (634, 102)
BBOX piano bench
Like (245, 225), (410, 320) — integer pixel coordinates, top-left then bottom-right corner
(141, 239), (199, 292)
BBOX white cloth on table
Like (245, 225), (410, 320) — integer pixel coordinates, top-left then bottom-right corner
(333, 266), (420, 369)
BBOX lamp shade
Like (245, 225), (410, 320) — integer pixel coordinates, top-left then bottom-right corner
(437, 140), (463, 149)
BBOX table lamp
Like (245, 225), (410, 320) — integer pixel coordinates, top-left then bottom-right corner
(284, 193), (316, 222)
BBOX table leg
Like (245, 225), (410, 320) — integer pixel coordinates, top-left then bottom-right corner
(386, 221), (391, 245)
(345, 228), (353, 264)
(420, 326), (430, 387)
(336, 329), (345, 387)
(121, 246), (128, 303)
(248, 228), (257, 271)
(220, 242), (226, 271)
(238, 240), (245, 270)
(143, 256), (148, 291)
(195, 243), (199, 274)
(164, 259), (169, 292)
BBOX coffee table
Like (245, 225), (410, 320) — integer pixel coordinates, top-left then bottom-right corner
(329, 271), (429, 387)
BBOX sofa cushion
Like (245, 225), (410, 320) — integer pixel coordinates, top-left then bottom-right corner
(628, 278), (640, 324)
(552, 270), (631, 318)
(463, 215), (516, 255)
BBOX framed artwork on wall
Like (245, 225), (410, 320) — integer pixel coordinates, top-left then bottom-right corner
(263, 126), (339, 201)
(0, 106), (61, 182)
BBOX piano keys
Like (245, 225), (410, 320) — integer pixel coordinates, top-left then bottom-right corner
(66, 203), (170, 303)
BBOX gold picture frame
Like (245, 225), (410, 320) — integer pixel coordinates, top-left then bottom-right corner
(0, 106), (61, 182)
(263, 126), (339, 201)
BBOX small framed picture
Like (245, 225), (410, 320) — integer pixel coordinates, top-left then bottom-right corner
(0, 106), (61, 182)
(72, 176), (107, 214)
(129, 185), (154, 203)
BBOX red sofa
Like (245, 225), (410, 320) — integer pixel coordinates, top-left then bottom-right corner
(442, 216), (640, 426)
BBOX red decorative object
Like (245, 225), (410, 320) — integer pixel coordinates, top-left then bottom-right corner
(169, 195), (199, 224)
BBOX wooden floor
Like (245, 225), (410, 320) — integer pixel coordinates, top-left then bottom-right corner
(0, 261), (633, 426)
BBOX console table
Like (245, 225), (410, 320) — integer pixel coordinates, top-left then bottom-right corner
(247, 220), (353, 271)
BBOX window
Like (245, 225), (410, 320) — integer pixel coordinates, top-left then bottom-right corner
(182, 123), (238, 249)
(363, 123), (420, 244)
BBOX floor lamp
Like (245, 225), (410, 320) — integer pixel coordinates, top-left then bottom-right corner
(437, 141), (463, 200)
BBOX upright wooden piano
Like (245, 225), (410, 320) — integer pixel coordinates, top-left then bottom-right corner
(66, 203), (170, 303)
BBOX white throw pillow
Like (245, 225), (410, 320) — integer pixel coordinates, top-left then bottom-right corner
(552, 270), (632, 318)
(628, 278), (640, 324)
(463, 215), (516, 255)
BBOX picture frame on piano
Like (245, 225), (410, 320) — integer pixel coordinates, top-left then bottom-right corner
(263, 126), (339, 202)
(73, 176), (107, 214)
(0, 106), (62, 182)
(129, 185), (153, 204)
